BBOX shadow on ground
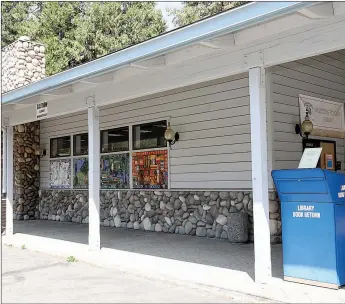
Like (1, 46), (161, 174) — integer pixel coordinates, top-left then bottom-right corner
(13, 220), (283, 280)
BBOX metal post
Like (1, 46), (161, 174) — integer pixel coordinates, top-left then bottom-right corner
(249, 66), (272, 283)
(88, 106), (100, 250)
(6, 126), (14, 235)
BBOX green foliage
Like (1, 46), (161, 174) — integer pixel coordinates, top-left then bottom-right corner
(21, 244), (26, 250)
(1, 1), (38, 47)
(168, 1), (248, 28)
(66, 256), (78, 263)
(73, 2), (167, 65)
(2, 2), (166, 76)
(28, 2), (85, 75)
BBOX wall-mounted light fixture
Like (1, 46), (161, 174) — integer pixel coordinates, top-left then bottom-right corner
(295, 110), (313, 139)
(40, 149), (47, 158)
(164, 122), (179, 148)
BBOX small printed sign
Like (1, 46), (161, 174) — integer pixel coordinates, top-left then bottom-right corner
(36, 101), (48, 119)
(298, 147), (322, 169)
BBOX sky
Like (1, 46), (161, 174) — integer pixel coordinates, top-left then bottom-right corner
(156, 2), (183, 31)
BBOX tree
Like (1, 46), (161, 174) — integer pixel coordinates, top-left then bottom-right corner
(27, 2), (86, 75)
(1, 1), (38, 47)
(2, 2), (166, 76)
(168, 2), (248, 28)
(73, 2), (166, 65)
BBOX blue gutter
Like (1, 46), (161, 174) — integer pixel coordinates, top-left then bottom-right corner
(2, 1), (317, 104)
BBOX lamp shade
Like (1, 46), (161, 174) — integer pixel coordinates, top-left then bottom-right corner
(301, 115), (313, 135)
(164, 123), (175, 141)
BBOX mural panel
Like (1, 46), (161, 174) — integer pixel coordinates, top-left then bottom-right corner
(73, 158), (89, 189)
(132, 150), (168, 189)
(50, 159), (71, 189)
(101, 154), (129, 189)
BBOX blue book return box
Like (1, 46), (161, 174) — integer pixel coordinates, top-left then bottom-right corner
(272, 168), (345, 289)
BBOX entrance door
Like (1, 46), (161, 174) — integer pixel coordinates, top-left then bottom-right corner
(303, 139), (337, 171)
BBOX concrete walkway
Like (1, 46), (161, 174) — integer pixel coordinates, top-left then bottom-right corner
(2, 245), (269, 303)
(11, 220), (283, 280)
(3, 220), (345, 303)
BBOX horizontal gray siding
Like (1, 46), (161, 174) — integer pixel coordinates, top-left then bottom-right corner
(40, 73), (251, 189)
(272, 51), (345, 172)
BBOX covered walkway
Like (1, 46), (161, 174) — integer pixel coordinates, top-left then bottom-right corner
(13, 220), (283, 280)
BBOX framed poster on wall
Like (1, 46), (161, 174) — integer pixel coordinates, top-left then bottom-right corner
(73, 157), (88, 189)
(100, 154), (130, 189)
(50, 159), (71, 189)
(132, 150), (168, 189)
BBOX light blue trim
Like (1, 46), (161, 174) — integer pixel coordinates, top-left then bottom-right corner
(2, 1), (317, 104)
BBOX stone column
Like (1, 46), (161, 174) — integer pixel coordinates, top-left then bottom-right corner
(1, 36), (45, 93)
(13, 122), (40, 220)
(2, 37), (46, 221)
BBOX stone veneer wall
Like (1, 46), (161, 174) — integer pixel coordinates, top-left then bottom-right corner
(1, 36), (45, 93)
(13, 123), (40, 220)
(39, 190), (282, 243)
(2, 36), (46, 221)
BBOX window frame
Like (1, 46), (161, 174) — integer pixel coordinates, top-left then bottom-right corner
(50, 135), (72, 159)
(48, 118), (171, 190)
(73, 132), (89, 156)
(100, 126), (130, 154)
(132, 120), (168, 151)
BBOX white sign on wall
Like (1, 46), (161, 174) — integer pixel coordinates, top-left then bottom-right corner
(36, 101), (48, 119)
(299, 95), (345, 139)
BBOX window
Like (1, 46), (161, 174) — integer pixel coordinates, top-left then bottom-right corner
(133, 120), (167, 150)
(49, 120), (170, 190)
(50, 136), (71, 158)
(101, 127), (129, 153)
(73, 133), (88, 156)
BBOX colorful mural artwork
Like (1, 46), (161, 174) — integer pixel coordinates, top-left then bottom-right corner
(132, 150), (168, 189)
(50, 159), (71, 189)
(101, 154), (129, 189)
(73, 158), (88, 189)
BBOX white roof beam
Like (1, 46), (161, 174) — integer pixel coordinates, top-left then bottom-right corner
(41, 85), (73, 96)
(165, 44), (216, 65)
(298, 2), (334, 19)
(13, 94), (50, 105)
(80, 72), (114, 84)
(198, 34), (235, 49)
(130, 55), (166, 69)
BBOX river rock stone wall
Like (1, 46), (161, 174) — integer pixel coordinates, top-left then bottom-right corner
(2, 36), (45, 94)
(39, 189), (281, 243)
(14, 122), (40, 220)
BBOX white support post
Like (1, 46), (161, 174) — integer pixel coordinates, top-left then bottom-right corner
(6, 126), (14, 236)
(249, 67), (272, 283)
(88, 105), (100, 250)
(2, 128), (7, 194)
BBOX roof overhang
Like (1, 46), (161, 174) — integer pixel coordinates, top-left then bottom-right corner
(2, 1), (318, 105)
(3, 1), (345, 127)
